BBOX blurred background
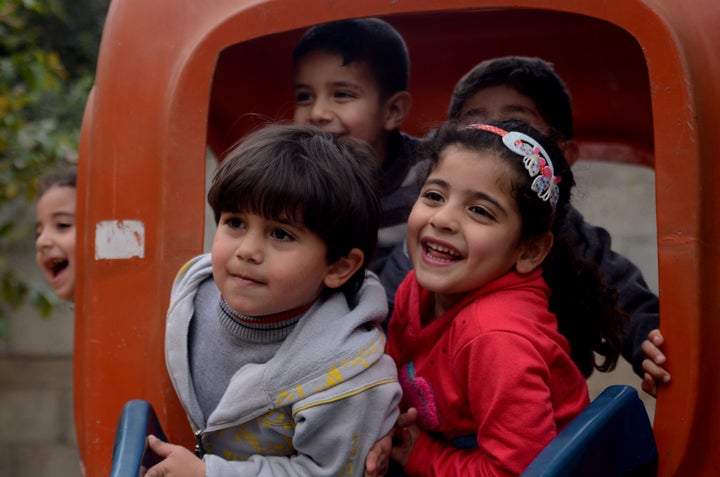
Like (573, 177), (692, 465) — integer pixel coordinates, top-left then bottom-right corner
(0, 1), (108, 475)
(0, 2), (658, 475)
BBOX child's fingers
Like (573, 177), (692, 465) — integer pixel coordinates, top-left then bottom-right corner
(642, 358), (670, 383)
(147, 435), (171, 458)
(641, 339), (665, 365)
(365, 431), (392, 477)
(648, 329), (664, 346)
(641, 372), (657, 397)
(364, 447), (381, 476)
(363, 456), (378, 477)
(397, 407), (418, 427)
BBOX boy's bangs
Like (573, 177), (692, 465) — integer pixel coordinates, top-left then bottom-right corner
(222, 166), (311, 226)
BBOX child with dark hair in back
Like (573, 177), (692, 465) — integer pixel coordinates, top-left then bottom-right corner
(292, 17), (422, 275)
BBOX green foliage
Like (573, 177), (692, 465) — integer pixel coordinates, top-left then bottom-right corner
(0, 0), (107, 340)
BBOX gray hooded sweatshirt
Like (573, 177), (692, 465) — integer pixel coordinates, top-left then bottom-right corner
(165, 254), (401, 476)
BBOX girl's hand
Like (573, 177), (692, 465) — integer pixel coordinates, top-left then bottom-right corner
(390, 408), (421, 467)
(641, 329), (670, 397)
(365, 430), (393, 477)
(142, 435), (205, 477)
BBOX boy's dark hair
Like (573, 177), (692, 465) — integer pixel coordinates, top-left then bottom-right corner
(38, 165), (77, 196)
(292, 17), (409, 98)
(208, 124), (381, 299)
(422, 120), (626, 377)
(448, 56), (574, 141)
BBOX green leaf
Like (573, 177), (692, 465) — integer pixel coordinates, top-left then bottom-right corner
(0, 308), (9, 341)
(29, 289), (55, 317)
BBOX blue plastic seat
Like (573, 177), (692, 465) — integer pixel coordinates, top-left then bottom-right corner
(110, 400), (167, 477)
(521, 385), (658, 477)
(111, 386), (657, 476)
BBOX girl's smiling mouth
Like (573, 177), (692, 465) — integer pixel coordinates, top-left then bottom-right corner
(44, 257), (69, 278)
(421, 238), (462, 263)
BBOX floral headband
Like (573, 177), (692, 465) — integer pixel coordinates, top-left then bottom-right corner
(465, 123), (561, 209)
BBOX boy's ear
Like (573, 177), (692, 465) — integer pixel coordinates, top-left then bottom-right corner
(324, 248), (365, 289)
(515, 232), (553, 274)
(382, 91), (412, 131)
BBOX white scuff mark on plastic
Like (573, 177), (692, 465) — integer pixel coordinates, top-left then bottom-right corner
(95, 220), (145, 260)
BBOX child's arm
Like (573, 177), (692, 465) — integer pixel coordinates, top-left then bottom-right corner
(396, 333), (583, 476)
(641, 329), (671, 397)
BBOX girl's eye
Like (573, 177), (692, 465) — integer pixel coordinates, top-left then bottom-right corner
(57, 222), (74, 230)
(271, 228), (295, 241)
(469, 205), (495, 221)
(421, 190), (444, 203)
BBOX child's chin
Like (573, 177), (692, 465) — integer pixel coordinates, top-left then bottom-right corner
(52, 274), (74, 301)
(57, 289), (74, 301)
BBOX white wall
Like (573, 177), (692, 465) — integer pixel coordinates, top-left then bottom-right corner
(572, 160), (658, 421)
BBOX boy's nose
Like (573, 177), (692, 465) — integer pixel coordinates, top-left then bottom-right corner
(234, 234), (264, 263)
(308, 98), (333, 124)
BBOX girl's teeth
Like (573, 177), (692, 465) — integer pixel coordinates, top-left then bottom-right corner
(428, 242), (457, 256)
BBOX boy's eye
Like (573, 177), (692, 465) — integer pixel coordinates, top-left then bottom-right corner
(334, 90), (355, 100)
(224, 217), (244, 229)
(461, 110), (487, 124)
(271, 228), (295, 241)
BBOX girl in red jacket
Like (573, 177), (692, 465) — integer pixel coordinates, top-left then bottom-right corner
(386, 120), (626, 476)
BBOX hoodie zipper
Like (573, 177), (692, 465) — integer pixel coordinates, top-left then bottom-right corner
(194, 428), (205, 457)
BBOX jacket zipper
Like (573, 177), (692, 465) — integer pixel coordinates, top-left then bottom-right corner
(194, 428), (205, 458)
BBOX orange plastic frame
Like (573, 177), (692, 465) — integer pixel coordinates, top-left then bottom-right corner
(76, 0), (720, 475)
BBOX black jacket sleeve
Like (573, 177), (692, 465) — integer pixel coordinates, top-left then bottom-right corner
(567, 206), (660, 377)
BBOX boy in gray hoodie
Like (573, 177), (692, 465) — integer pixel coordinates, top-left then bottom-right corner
(145, 124), (401, 477)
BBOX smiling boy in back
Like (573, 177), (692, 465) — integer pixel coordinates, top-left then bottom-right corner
(292, 18), (420, 275)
